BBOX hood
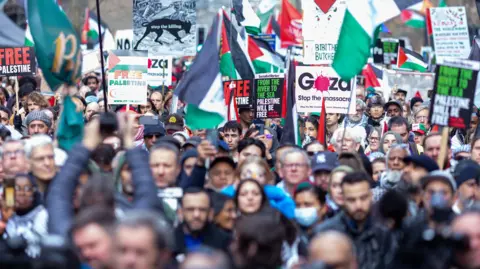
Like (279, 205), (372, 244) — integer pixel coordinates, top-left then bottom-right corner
(379, 131), (403, 154)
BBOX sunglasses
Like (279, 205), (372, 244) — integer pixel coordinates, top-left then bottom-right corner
(307, 151), (319, 157)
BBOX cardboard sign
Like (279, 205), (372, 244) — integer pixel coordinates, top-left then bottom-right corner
(0, 47), (36, 76)
(107, 50), (148, 105)
(254, 73), (284, 119)
(147, 56), (172, 86)
(302, 0), (346, 64)
(373, 38), (405, 65)
(429, 59), (480, 128)
(223, 79), (253, 109)
(429, 7), (471, 60)
(115, 29), (134, 50)
(295, 66), (356, 114)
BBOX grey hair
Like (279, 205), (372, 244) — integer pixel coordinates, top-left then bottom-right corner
(386, 144), (410, 169)
(0, 138), (25, 157)
(117, 210), (175, 251)
(330, 127), (366, 146)
(413, 105), (429, 117)
(280, 148), (310, 168)
(356, 99), (366, 110)
(24, 135), (53, 158)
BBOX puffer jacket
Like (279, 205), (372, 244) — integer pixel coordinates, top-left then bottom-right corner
(312, 211), (395, 269)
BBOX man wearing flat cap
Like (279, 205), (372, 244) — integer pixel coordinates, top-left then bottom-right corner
(26, 110), (52, 136)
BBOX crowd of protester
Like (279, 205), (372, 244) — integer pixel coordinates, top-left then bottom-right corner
(0, 73), (479, 269)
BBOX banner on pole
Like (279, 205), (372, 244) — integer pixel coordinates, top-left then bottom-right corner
(0, 47), (36, 76)
(147, 56), (172, 86)
(429, 58), (480, 128)
(223, 79), (254, 109)
(372, 38), (405, 66)
(133, 0), (196, 56)
(295, 66), (355, 114)
(429, 7), (471, 60)
(254, 73), (284, 119)
(107, 50), (148, 105)
(302, 0), (346, 64)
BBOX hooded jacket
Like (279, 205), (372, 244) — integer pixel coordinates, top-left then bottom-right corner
(221, 184), (295, 219)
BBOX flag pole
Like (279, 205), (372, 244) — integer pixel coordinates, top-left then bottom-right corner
(95, 0), (109, 112)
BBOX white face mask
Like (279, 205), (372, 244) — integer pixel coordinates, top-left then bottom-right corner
(294, 207), (319, 227)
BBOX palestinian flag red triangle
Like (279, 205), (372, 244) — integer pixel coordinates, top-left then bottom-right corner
(315, 0), (336, 13)
(247, 36), (264, 61)
(397, 47), (408, 67)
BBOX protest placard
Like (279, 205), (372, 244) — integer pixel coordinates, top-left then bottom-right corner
(429, 58), (480, 129)
(115, 29), (134, 50)
(254, 73), (284, 119)
(107, 50), (148, 105)
(0, 47), (36, 76)
(429, 7), (471, 60)
(295, 66), (355, 114)
(302, 0), (346, 64)
(372, 38), (405, 66)
(223, 79), (254, 109)
(147, 56), (172, 86)
(133, 0), (196, 56)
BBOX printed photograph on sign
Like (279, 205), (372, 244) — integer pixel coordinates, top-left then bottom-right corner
(429, 7), (471, 60)
(0, 47), (36, 76)
(295, 66), (355, 114)
(133, 0), (196, 56)
(302, 0), (346, 64)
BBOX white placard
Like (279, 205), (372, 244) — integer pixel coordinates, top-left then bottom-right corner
(429, 7), (471, 60)
(295, 66), (355, 114)
(115, 29), (134, 50)
(148, 56), (173, 86)
(302, 0), (346, 64)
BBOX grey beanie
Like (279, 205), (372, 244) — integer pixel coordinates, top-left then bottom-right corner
(26, 110), (52, 129)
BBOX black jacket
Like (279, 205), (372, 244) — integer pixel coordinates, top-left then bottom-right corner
(173, 223), (231, 255)
(47, 144), (161, 237)
(313, 211), (395, 269)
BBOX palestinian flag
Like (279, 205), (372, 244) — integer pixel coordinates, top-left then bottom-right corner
(222, 11), (255, 80)
(174, 11), (227, 130)
(439, 0), (447, 7)
(397, 47), (427, 72)
(408, 0), (433, 15)
(258, 0), (276, 31)
(81, 8), (98, 45)
(332, 0), (422, 81)
(248, 35), (284, 73)
(401, 10), (425, 28)
(280, 50), (301, 146)
(277, 0), (302, 48)
(232, 0), (261, 35)
(81, 10), (115, 50)
(25, 24), (34, 46)
(362, 64), (383, 91)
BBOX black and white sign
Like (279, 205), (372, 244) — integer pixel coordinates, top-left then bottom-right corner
(115, 29), (133, 50)
(133, 0), (196, 56)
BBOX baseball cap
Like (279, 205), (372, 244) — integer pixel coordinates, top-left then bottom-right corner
(453, 160), (480, 187)
(384, 100), (403, 111)
(396, 88), (407, 95)
(209, 156), (236, 171)
(411, 123), (427, 135)
(144, 124), (165, 137)
(410, 96), (424, 110)
(165, 113), (184, 133)
(403, 155), (439, 172)
(311, 152), (338, 173)
(368, 95), (385, 108)
(422, 170), (457, 192)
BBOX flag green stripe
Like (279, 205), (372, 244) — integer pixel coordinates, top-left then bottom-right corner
(400, 62), (427, 72)
(185, 104), (224, 130)
(332, 9), (372, 80)
(220, 52), (238, 80)
(405, 20), (425, 28)
(109, 65), (148, 72)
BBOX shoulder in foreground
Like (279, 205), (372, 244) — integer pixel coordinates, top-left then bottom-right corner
(312, 213), (345, 235)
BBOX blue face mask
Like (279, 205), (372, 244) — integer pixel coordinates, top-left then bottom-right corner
(294, 207), (319, 227)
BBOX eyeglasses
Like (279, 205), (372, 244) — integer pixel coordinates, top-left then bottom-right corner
(3, 149), (25, 158)
(15, 185), (35, 192)
(369, 137), (379, 141)
(283, 163), (308, 169)
(415, 116), (428, 121)
(307, 151), (319, 157)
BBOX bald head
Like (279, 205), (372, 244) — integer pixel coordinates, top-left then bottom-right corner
(85, 102), (100, 121)
(309, 231), (357, 269)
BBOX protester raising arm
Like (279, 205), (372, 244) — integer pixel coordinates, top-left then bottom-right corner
(121, 114), (159, 210)
(178, 140), (217, 189)
(47, 119), (102, 237)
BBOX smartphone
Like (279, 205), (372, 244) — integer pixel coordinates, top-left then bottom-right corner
(139, 115), (160, 125)
(255, 123), (265, 135)
(206, 129), (219, 147)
